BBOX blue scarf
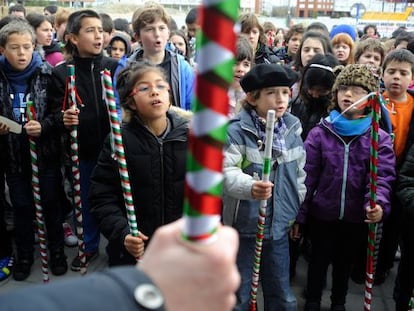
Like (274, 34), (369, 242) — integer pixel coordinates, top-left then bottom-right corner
(0, 52), (42, 122)
(329, 110), (372, 136)
(250, 108), (287, 157)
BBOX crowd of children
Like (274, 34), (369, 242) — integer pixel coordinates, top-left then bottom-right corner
(0, 3), (413, 311)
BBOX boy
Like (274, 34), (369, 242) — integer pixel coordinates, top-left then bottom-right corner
(48, 9), (120, 272)
(108, 31), (131, 61)
(223, 63), (306, 310)
(354, 37), (385, 69)
(274, 24), (305, 66)
(129, 4), (195, 110)
(376, 49), (414, 286)
(0, 20), (66, 280)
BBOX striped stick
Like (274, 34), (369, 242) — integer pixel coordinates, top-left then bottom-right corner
(67, 65), (86, 274)
(249, 110), (276, 311)
(409, 291), (414, 311)
(182, 0), (239, 242)
(101, 69), (140, 258)
(26, 101), (49, 283)
(364, 94), (380, 311)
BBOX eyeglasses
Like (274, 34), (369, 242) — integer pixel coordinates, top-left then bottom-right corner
(130, 83), (170, 96)
(337, 85), (368, 96)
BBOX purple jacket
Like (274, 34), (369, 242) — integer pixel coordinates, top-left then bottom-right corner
(296, 118), (396, 224)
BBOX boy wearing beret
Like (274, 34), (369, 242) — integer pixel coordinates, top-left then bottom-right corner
(223, 63), (306, 310)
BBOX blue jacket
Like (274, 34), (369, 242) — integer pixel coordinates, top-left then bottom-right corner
(126, 48), (195, 110)
(223, 108), (306, 240)
(296, 117), (396, 225)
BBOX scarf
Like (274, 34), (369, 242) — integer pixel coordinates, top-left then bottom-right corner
(329, 110), (371, 136)
(0, 52), (42, 122)
(250, 108), (287, 157)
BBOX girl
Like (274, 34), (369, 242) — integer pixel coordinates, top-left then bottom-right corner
(354, 37), (385, 69)
(331, 33), (354, 65)
(228, 35), (253, 118)
(223, 63), (306, 310)
(89, 62), (190, 266)
(294, 64), (395, 311)
(26, 13), (64, 67)
(290, 53), (339, 140)
(169, 29), (194, 66)
(292, 31), (332, 98)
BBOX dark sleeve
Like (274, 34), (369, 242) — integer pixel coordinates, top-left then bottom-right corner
(397, 142), (414, 219)
(88, 135), (131, 246)
(1, 267), (165, 311)
(46, 66), (67, 132)
(40, 74), (64, 137)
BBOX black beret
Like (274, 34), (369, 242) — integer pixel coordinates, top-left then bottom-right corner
(240, 63), (299, 93)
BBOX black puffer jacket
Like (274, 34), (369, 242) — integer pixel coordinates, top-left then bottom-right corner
(397, 142), (414, 222)
(48, 54), (119, 161)
(0, 61), (61, 174)
(255, 43), (280, 65)
(89, 110), (189, 266)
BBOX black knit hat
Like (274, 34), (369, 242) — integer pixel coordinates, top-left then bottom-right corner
(240, 63), (298, 93)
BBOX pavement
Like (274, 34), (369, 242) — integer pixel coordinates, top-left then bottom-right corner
(0, 230), (399, 311)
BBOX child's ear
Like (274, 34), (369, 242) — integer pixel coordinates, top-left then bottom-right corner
(246, 92), (257, 107)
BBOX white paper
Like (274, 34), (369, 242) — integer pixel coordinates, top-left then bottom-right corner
(0, 115), (22, 134)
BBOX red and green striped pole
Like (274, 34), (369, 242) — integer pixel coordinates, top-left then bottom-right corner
(67, 64), (86, 274)
(101, 69), (140, 260)
(26, 101), (49, 283)
(249, 110), (276, 311)
(364, 93), (380, 311)
(182, 0), (239, 242)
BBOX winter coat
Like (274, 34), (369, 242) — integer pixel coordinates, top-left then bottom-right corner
(296, 117), (396, 225)
(0, 61), (61, 174)
(223, 108), (306, 240)
(48, 54), (119, 162)
(126, 49), (195, 110)
(290, 94), (330, 140)
(397, 142), (414, 223)
(255, 43), (280, 65)
(89, 110), (189, 265)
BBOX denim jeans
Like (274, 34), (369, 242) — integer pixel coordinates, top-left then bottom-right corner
(235, 235), (296, 311)
(77, 160), (99, 253)
(7, 168), (64, 259)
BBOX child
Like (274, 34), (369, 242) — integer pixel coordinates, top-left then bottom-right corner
(376, 49), (414, 285)
(129, 4), (195, 110)
(108, 31), (131, 61)
(25, 13), (64, 67)
(223, 63), (306, 310)
(48, 9), (120, 272)
(274, 24), (305, 66)
(0, 20), (67, 280)
(354, 37), (385, 69)
(331, 33), (354, 65)
(88, 62), (190, 266)
(239, 13), (280, 65)
(290, 53), (339, 140)
(295, 64), (395, 310)
(292, 31), (332, 98)
(395, 142), (414, 311)
(228, 35), (253, 118)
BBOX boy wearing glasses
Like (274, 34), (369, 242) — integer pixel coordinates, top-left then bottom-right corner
(293, 64), (395, 311)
